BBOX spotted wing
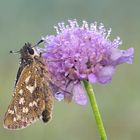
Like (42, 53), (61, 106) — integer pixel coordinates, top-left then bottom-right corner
(4, 62), (53, 130)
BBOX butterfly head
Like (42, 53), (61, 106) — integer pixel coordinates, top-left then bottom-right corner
(19, 43), (41, 65)
(10, 40), (44, 60)
(20, 43), (38, 58)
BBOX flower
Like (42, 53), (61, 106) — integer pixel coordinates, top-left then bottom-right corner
(40, 19), (134, 105)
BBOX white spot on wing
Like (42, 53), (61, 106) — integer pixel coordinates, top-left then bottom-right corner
(8, 109), (14, 114)
(16, 114), (21, 120)
(29, 101), (37, 107)
(22, 107), (29, 113)
(19, 97), (25, 105)
(13, 117), (16, 122)
(19, 89), (23, 95)
(14, 106), (17, 112)
(25, 76), (31, 84)
(26, 80), (37, 93)
(26, 85), (34, 93)
(29, 102), (33, 107)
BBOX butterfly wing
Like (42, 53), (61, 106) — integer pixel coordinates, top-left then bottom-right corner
(4, 60), (53, 130)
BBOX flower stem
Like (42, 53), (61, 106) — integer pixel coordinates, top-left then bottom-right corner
(83, 80), (107, 140)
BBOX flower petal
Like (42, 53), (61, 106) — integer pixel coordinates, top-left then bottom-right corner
(97, 66), (115, 84)
(111, 48), (134, 64)
(73, 83), (87, 105)
(88, 73), (97, 84)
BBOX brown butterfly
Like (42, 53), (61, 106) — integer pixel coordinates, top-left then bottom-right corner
(4, 41), (54, 130)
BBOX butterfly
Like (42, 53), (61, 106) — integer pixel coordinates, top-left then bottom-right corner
(4, 41), (54, 130)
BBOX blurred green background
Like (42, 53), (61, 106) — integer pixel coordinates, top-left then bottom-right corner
(0, 0), (139, 140)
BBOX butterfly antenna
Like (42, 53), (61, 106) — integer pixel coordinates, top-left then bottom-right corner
(9, 50), (20, 54)
(10, 39), (44, 54)
(33, 39), (44, 48)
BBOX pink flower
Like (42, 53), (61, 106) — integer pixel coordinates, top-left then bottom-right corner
(40, 19), (134, 105)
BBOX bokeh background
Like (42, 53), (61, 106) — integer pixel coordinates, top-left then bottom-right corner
(0, 0), (139, 140)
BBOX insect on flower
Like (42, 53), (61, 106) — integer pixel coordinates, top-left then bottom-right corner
(4, 40), (54, 130)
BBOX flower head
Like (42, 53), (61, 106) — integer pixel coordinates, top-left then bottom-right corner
(40, 19), (134, 105)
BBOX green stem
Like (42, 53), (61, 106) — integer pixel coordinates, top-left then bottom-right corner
(83, 80), (107, 140)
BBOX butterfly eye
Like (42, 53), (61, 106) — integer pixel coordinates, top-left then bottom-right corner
(27, 47), (34, 55)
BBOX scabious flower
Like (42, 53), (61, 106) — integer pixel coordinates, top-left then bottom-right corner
(40, 19), (134, 105)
